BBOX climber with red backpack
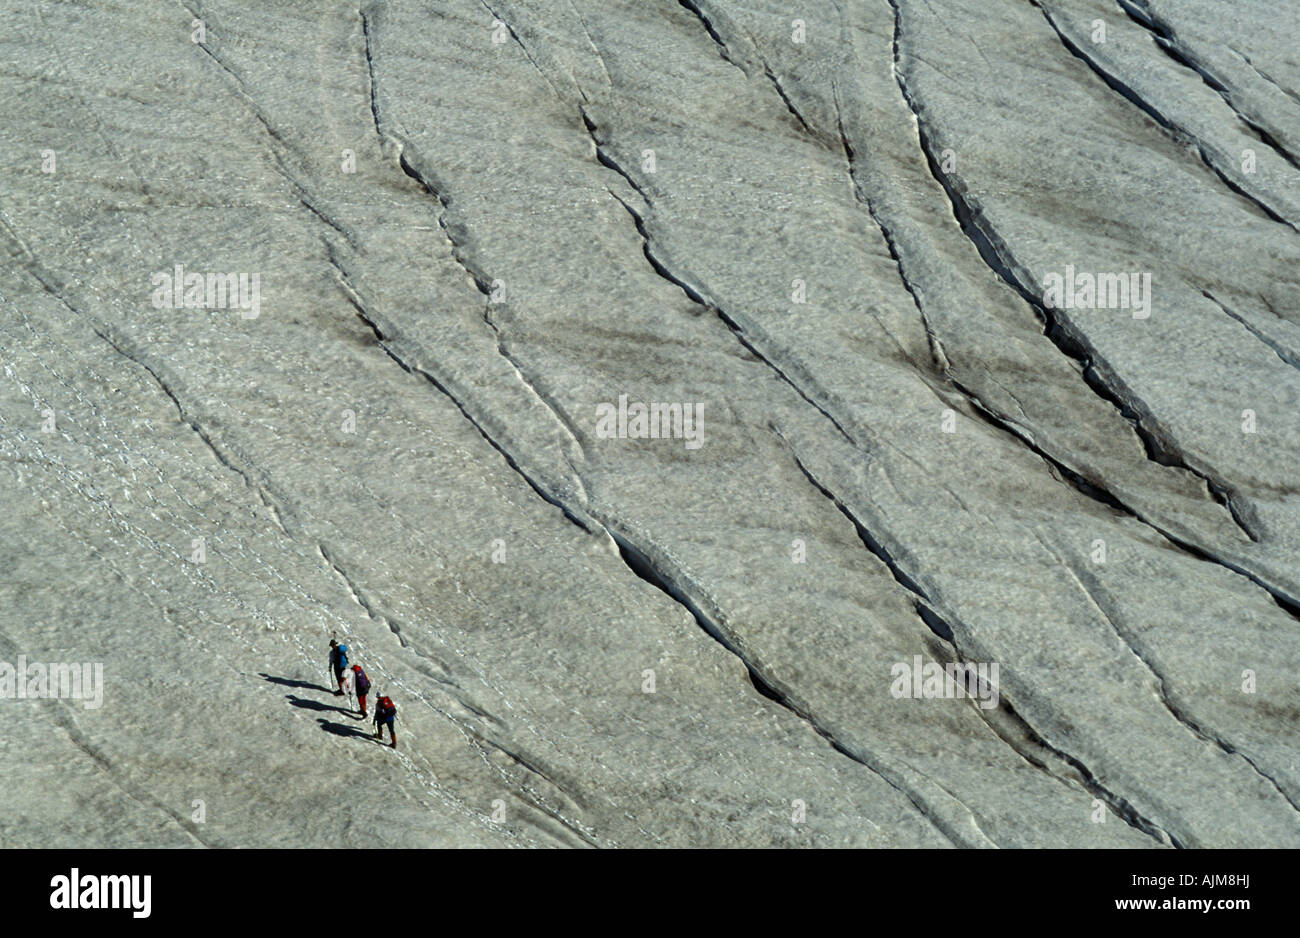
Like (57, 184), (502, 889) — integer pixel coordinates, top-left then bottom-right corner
(351, 663), (372, 717)
(373, 693), (397, 748)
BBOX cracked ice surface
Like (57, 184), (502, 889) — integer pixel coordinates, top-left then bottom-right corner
(0, 0), (1297, 847)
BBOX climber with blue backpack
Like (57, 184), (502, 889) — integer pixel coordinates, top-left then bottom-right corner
(328, 639), (350, 697)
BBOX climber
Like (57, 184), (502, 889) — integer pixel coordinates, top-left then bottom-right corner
(328, 639), (349, 696)
(339, 662), (355, 705)
(374, 694), (397, 748)
(352, 663), (371, 717)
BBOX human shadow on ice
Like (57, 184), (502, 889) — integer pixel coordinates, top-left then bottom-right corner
(261, 673), (332, 693)
(318, 719), (384, 743)
(285, 694), (356, 717)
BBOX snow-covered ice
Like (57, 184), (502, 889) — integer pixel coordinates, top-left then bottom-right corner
(1, 0), (1298, 847)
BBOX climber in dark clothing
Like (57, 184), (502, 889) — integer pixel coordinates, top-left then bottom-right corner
(374, 694), (397, 748)
(328, 639), (349, 696)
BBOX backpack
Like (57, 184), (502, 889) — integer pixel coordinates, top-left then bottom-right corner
(354, 666), (371, 694)
(337, 645), (349, 669)
(377, 696), (395, 719)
